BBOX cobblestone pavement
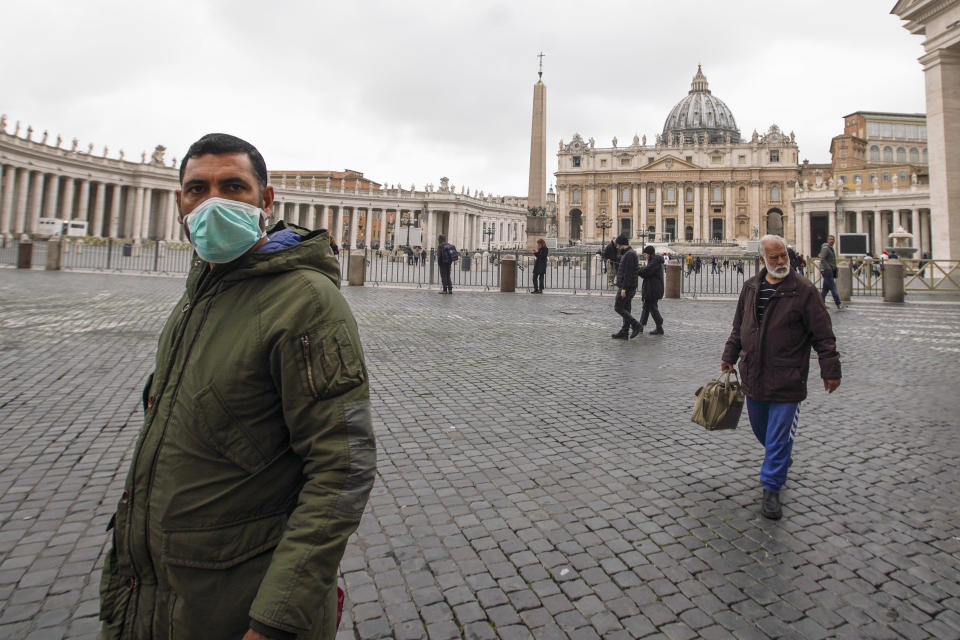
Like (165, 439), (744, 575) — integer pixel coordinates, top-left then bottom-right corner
(0, 270), (959, 640)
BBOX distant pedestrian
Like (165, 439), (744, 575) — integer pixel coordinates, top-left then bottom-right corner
(611, 234), (643, 340)
(735, 259), (744, 275)
(819, 235), (842, 310)
(602, 240), (620, 288)
(685, 254), (694, 275)
(638, 245), (665, 335)
(694, 256), (702, 274)
(919, 251), (930, 278)
(330, 238), (340, 255)
(531, 238), (548, 293)
(437, 234), (459, 294)
(711, 257), (720, 274)
(788, 245), (801, 272)
(722, 234), (841, 520)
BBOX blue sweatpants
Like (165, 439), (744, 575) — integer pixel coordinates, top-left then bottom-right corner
(746, 398), (801, 493)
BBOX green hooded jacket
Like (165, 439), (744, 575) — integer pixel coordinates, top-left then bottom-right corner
(99, 223), (376, 640)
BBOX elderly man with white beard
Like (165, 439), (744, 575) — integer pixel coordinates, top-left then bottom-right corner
(721, 235), (842, 520)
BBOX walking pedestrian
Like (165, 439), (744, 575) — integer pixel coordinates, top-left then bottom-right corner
(611, 234), (643, 340)
(437, 234), (458, 294)
(819, 234), (843, 310)
(685, 253), (694, 275)
(98, 133), (376, 640)
(603, 239), (621, 288)
(638, 245), (665, 335)
(721, 234), (841, 520)
(531, 238), (548, 293)
(711, 257), (719, 274)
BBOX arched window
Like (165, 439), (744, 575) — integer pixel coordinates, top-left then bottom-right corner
(600, 189), (607, 203)
(685, 188), (693, 203)
(896, 147), (906, 162)
(870, 145), (880, 162)
(770, 185), (780, 202)
(572, 188), (581, 204)
(909, 147), (919, 162)
(738, 186), (746, 201)
(883, 146), (893, 162)
(685, 225), (694, 241)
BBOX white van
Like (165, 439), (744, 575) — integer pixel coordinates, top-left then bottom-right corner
(36, 218), (64, 237)
(65, 220), (88, 237)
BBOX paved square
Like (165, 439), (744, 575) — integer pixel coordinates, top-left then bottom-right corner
(0, 270), (959, 640)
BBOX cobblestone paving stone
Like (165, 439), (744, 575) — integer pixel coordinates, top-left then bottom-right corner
(0, 269), (959, 640)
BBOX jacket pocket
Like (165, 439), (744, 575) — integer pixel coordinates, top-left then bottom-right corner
(98, 542), (134, 637)
(297, 321), (365, 399)
(771, 357), (805, 391)
(162, 510), (288, 570)
(195, 384), (275, 474)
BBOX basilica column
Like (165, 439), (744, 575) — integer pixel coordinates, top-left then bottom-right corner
(131, 187), (145, 240)
(91, 182), (106, 237)
(14, 168), (30, 234)
(426, 210), (435, 250)
(58, 177), (75, 222)
(725, 183), (734, 242)
(164, 191), (177, 241)
(364, 207), (372, 247)
(586, 186), (596, 242)
(0, 166), (15, 235)
(28, 171), (44, 233)
(108, 186), (122, 238)
(655, 185), (663, 238)
(692, 183), (701, 242)
(750, 181), (761, 239)
(873, 210), (882, 255)
(349, 207), (359, 248)
(43, 174), (60, 220)
(320, 205), (329, 230)
(332, 206), (343, 245)
(638, 183), (648, 237)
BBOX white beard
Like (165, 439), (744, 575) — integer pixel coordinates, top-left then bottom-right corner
(765, 260), (790, 279)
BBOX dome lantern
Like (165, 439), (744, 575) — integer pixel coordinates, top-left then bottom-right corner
(662, 65), (740, 145)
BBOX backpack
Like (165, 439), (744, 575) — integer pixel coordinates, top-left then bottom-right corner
(443, 244), (459, 263)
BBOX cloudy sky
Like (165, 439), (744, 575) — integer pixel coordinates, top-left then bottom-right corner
(1, 1), (925, 196)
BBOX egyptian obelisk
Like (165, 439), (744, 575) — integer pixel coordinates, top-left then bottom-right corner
(526, 53), (547, 248)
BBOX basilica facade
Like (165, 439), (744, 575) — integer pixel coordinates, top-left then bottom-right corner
(555, 66), (801, 247)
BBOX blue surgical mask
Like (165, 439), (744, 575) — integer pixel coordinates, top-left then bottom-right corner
(185, 197), (266, 264)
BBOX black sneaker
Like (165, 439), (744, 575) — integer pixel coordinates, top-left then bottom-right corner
(630, 324), (644, 339)
(649, 327), (664, 335)
(761, 489), (782, 520)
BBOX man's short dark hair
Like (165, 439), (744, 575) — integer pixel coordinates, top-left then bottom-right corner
(615, 234), (628, 246)
(438, 235), (446, 243)
(179, 133), (267, 188)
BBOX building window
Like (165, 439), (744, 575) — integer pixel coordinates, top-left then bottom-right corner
(621, 187), (630, 202)
(572, 188), (581, 205)
(600, 159), (607, 167)
(666, 187), (676, 202)
(770, 185), (780, 201)
(870, 145), (880, 162)
(869, 173), (877, 183)
(685, 156), (692, 163)
(620, 157), (630, 166)
(711, 154), (722, 163)
(685, 188), (693, 203)
(899, 170), (907, 182)
(647, 156), (654, 164)
(600, 189), (607, 203)
(712, 186), (722, 202)
(896, 147), (906, 162)
(840, 175), (847, 184)
(910, 147), (919, 162)
(854, 174), (862, 184)
(572, 156), (581, 167)
(882, 172), (890, 182)
(648, 189), (655, 203)
(769, 150), (780, 162)
(738, 186), (746, 201)
(685, 226), (693, 241)
(883, 146), (893, 162)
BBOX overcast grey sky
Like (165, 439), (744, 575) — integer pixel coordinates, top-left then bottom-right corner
(1, 1), (925, 196)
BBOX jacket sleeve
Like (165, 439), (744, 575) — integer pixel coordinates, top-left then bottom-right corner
(818, 244), (829, 262)
(803, 288), (842, 380)
(251, 284), (376, 635)
(722, 288), (747, 364)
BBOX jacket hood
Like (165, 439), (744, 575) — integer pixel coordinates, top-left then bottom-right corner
(218, 221), (341, 288)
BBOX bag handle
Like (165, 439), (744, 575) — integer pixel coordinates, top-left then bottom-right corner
(723, 369), (740, 386)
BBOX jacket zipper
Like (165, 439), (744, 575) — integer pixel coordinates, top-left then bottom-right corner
(301, 335), (318, 396)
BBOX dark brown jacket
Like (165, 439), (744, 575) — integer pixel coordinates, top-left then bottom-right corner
(722, 269), (841, 402)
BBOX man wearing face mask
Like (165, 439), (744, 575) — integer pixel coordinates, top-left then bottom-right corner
(721, 235), (841, 520)
(98, 133), (376, 640)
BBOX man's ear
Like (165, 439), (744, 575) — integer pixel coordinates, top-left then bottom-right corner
(261, 185), (275, 218)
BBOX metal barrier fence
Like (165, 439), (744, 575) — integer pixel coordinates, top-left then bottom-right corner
(680, 257), (761, 297)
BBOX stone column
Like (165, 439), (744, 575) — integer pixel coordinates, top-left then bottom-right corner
(801, 210), (811, 256)
(873, 210), (882, 255)
(91, 182), (106, 237)
(631, 184), (640, 239)
(131, 187), (145, 240)
(349, 207), (359, 248)
(750, 181), (761, 238)
(332, 206), (343, 245)
(692, 183), (701, 241)
(77, 179), (91, 230)
(655, 185), (663, 238)
(58, 177), (75, 222)
(586, 187), (596, 242)
(725, 183), (734, 242)
(319, 205), (329, 230)
(43, 174), (60, 220)
(426, 210), (435, 250)
(364, 207), (372, 247)
(918, 48), (960, 258)
(164, 191), (177, 241)
(0, 166), (15, 236)
(14, 168), (29, 234)
(28, 171), (44, 233)
(639, 183), (648, 236)
(141, 188), (153, 239)
(108, 186), (122, 238)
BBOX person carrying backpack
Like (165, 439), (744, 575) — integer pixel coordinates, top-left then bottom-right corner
(437, 234), (459, 294)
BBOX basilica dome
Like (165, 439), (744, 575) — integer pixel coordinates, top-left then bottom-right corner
(662, 66), (741, 144)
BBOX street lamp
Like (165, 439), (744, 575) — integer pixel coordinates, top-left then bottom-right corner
(596, 210), (612, 246)
(399, 210), (411, 248)
(483, 222), (495, 251)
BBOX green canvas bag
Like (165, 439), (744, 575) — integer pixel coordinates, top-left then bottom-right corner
(692, 370), (745, 430)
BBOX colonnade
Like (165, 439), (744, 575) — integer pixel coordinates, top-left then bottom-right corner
(793, 206), (933, 257)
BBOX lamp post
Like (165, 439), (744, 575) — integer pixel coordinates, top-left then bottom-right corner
(399, 209), (411, 248)
(483, 222), (495, 252)
(596, 210), (612, 246)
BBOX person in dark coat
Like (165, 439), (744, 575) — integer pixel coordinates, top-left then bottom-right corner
(436, 234), (458, 294)
(602, 240), (621, 288)
(611, 235), (643, 339)
(638, 245), (665, 335)
(722, 234), (841, 520)
(531, 238), (548, 293)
